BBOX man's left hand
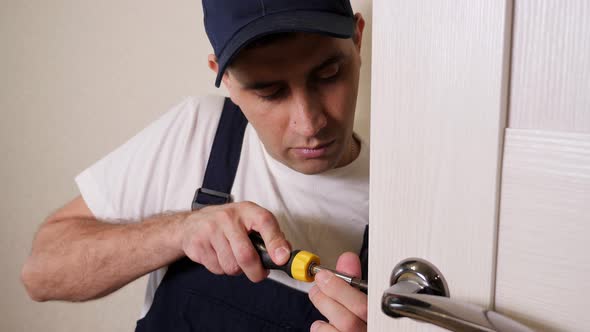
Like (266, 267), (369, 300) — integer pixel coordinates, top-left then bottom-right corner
(308, 252), (367, 332)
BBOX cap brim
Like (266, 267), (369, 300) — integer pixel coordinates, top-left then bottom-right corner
(215, 10), (355, 87)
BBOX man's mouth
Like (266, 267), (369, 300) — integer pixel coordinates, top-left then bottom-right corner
(292, 140), (335, 158)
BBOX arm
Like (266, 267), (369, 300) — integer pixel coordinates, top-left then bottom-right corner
(308, 252), (368, 332)
(21, 196), (291, 302)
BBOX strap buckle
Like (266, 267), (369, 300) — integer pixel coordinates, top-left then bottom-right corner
(192, 187), (231, 210)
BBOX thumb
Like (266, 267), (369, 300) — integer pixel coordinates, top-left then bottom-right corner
(335, 252), (362, 278)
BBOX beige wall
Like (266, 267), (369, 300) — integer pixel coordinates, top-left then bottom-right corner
(0, 1), (372, 331)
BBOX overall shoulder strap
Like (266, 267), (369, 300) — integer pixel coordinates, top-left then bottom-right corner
(191, 97), (248, 210)
(360, 224), (369, 285)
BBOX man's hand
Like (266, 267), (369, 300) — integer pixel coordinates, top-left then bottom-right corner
(308, 252), (367, 332)
(180, 201), (291, 282)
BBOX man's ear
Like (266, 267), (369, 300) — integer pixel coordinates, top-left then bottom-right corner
(208, 54), (219, 74)
(353, 13), (366, 52)
(208, 54), (233, 89)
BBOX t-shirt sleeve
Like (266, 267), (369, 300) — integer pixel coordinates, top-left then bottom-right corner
(75, 96), (216, 223)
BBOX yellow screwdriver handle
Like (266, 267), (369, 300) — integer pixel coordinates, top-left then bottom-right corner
(290, 251), (320, 282)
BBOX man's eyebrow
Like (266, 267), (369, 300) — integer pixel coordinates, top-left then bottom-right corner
(243, 80), (284, 90)
(241, 53), (348, 90)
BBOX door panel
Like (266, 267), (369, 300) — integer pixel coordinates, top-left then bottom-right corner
(509, 0), (590, 133)
(369, 1), (512, 330)
(496, 129), (590, 332)
(494, 1), (590, 330)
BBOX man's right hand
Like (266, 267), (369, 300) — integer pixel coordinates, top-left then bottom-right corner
(180, 201), (291, 282)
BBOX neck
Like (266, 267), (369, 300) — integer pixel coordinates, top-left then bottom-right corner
(336, 134), (360, 168)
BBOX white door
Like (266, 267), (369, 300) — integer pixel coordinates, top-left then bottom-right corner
(368, 1), (590, 331)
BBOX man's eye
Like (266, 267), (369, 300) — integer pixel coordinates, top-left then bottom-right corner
(256, 87), (284, 101)
(317, 64), (340, 80)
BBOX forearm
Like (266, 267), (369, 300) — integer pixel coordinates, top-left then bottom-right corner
(21, 212), (189, 302)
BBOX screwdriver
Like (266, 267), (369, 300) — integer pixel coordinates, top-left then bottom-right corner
(249, 232), (368, 292)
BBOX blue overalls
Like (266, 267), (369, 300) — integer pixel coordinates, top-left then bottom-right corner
(135, 98), (368, 331)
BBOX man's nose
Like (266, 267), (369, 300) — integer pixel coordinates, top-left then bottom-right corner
(290, 91), (327, 137)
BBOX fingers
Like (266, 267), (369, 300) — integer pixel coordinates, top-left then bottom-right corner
(199, 242), (224, 275)
(242, 203), (291, 266)
(225, 228), (268, 282)
(310, 320), (339, 332)
(309, 271), (368, 330)
(335, 252), (362, 278)
(308, 252), (367, 332)
(308, 285), (366, 332)
(183, 201), (287, 282)
(211, 232), (241, 275)
(324, 253), (366, 321)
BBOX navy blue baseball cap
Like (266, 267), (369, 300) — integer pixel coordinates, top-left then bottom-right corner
(202, 0), (356, 87)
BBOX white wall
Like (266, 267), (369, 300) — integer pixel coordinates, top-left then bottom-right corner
(0, 1), (372, 331)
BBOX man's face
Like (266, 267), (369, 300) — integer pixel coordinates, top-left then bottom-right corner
(215, 17), (364, 175)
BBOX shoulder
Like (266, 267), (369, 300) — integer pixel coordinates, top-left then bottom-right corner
(149, 95), (226, 139)
(167, 95), (226, 121)
(93, 95), (228, 162)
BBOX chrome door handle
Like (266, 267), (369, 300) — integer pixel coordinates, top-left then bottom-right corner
(381, 258), (534, 332)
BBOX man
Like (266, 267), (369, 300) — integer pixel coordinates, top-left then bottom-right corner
(21, 0), (369, 331)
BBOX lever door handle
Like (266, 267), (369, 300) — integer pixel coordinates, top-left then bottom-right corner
(381, 258), (535, 332)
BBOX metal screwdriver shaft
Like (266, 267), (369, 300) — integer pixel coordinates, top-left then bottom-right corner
(309, 263), (368, 292)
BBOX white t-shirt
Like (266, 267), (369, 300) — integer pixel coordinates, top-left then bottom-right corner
(75, 95), (369, 318)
